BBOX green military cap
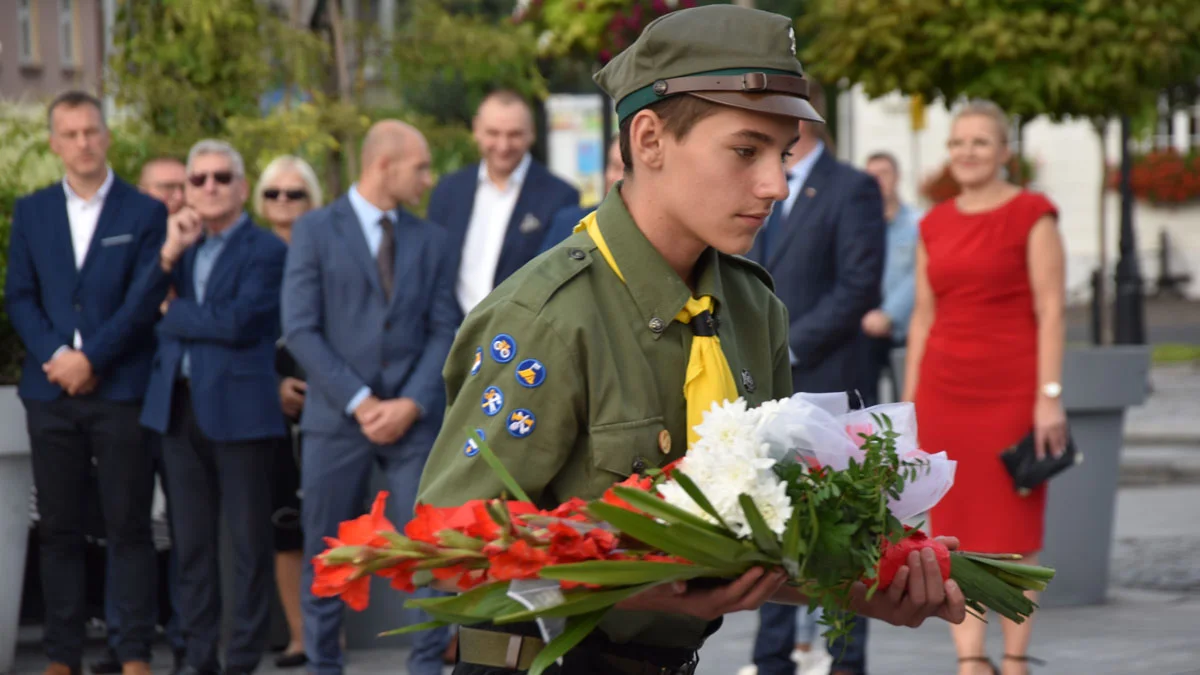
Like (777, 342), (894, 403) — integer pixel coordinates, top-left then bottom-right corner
(594, 4), (824, 125)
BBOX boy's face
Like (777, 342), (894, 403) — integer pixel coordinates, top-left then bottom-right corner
(658, 106), (798, 256)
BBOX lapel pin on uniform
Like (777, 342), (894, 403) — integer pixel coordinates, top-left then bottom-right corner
(804, 187), (817, 198)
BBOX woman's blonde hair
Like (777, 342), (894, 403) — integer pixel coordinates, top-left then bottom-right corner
(951, 99), (1011, 146)
(253, 155), (324, 219)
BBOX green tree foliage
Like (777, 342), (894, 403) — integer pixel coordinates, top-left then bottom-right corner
(389, 0), (547, 127)
(797, 0), (1200, 122)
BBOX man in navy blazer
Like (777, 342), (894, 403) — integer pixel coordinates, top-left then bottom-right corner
(746, 86), (885, 675)
(138, 140), (287, 675)
(283, 121), (459, 675)
(5, 91), (166, 675)
(426, 90), (580, 316)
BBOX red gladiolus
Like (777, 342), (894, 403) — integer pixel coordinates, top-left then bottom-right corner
(377, 559), (420, 594)
(489, 539), (552, 581)
(311, 491), (398, 610)
(311, 552), (371, 611)
(601, 473), (655, 512)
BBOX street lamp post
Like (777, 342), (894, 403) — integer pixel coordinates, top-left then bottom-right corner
(1113, 115), (1146, 344)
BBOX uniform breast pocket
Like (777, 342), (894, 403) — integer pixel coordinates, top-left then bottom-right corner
(590, 417), (667, 484)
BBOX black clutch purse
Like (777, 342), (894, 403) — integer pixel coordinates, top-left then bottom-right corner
(999, 430), (1083, 496)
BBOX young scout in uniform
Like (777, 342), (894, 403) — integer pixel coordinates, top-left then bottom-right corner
(417, 5), (966, 674)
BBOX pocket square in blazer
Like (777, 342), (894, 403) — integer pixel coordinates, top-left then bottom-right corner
(518, 213), (542, 234)
(101, 233), (134, 246)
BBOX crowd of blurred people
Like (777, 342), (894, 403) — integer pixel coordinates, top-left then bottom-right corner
(9, 78), (1065, 675)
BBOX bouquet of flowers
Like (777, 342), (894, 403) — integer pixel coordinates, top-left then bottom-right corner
(315, 394), (1054, 675)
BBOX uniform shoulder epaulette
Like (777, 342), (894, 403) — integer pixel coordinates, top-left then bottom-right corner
(505, 234), (597, 314)
(725, 253), (775, 293)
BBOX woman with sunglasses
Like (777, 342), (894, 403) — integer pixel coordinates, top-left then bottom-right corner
(253, 155), (323, 669)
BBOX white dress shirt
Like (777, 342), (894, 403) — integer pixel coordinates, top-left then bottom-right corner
(455, 154), (532, 315)
(63, 169), (115, 349)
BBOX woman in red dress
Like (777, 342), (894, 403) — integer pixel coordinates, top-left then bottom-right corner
(903, 101), (1068, 675)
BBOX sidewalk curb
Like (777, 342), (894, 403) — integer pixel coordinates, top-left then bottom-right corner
(1124, 434), (1200, 447)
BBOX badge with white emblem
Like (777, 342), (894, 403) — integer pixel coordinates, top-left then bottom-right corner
(507, 409), (537, 438)
(463, 429), (486, 457)
(481, 386), (505, 417)
(490, 334), (517, 363)
(514, 359), (547, 388)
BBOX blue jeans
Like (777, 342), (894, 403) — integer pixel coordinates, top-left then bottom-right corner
(755, 605), (867, 675)
(300, 429), (450, 675)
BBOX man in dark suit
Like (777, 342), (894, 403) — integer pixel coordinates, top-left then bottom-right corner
(746, 84), (886, 675)
(539, 136), (626, 253)
(426, 90), (579, 316)
(5, 90), (167, 675)
(139, 140), (288, 675)
(283, 120), (459, 675)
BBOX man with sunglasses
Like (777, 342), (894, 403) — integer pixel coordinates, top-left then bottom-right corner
(139, 140), (289, 675)
(6, 90), (167, 675)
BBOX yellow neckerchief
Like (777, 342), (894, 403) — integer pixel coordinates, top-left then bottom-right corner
(575, 211), (739, 448)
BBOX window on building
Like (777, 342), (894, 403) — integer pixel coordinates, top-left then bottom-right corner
(59, 0), (77, 67)
(17, 0), (38, 65)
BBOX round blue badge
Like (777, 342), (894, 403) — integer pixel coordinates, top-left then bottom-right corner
(480, 386), (505, 417)
(470, 347), (483, 376)
(490, 334), (517, 364)
(506, 408), (537, 438)
(514, 359), (547, 388)
(463, 429), (486, 457)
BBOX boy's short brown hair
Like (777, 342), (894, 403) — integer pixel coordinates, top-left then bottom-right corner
(618, 95), (723, 174)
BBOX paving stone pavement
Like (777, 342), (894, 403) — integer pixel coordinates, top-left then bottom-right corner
(1125, 363), (1200, 445)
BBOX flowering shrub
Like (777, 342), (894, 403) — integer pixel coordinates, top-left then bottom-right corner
(515, 0), (700, 64)
(1107, 149), (1200, 206)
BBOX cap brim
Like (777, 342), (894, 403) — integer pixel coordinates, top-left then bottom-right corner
(689, 91), (825, 123)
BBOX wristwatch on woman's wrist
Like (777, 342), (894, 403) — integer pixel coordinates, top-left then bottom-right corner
(1041, 382), (1063, 399)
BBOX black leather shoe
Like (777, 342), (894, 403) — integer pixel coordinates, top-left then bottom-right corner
(274, 652), (308, 669)
(169, 651), (186, 675)
(223, 668), (254, 675)
(89, 650), (122, 675)
(175, 666), (219, 675)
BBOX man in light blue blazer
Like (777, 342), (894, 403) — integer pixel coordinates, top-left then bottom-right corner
(282, 121), (460, 675)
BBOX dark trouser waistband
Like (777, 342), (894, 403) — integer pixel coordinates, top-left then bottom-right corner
(457, 626), (699, 674)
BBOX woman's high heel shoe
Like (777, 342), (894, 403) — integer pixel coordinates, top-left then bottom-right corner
(1002, 654), (1046, 673)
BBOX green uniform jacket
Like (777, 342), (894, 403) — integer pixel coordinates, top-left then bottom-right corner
(417, 187), (793, 649)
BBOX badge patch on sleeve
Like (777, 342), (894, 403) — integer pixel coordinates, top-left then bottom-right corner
(506, 409), (536, 438)
(490, 334), (517, 363)
(471, 347), (483, 376)
(481, 386), (505, 417)
(463, 429), (486, 457)
(514, 359), (547, 388)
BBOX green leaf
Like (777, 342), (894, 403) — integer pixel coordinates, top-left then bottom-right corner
(377, 619), (451, 637)
(781, 508), (805, 577)
(669, 470), (732, 530)
(609, 486), (737, 538)
(539, 561), (724, 586)
(493, 582), (659, 624)
(738, 494), (783, 559)
(470, 428), (532, 503)
(527, 608), (609, 675)
(586, 502), (763, 570)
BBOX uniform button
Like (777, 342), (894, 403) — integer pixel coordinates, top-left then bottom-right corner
(74, 304), (82, 312)
(631, 456), (648, 474)
(567, 248), (586, 261)
(648, 317), (665, 333)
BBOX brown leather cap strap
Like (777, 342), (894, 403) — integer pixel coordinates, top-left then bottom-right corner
(651, 72), (809, 98)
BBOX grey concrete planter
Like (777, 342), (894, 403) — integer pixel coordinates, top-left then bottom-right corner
(892, 346), (1151, 608)
(0, 386), (31, 674)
